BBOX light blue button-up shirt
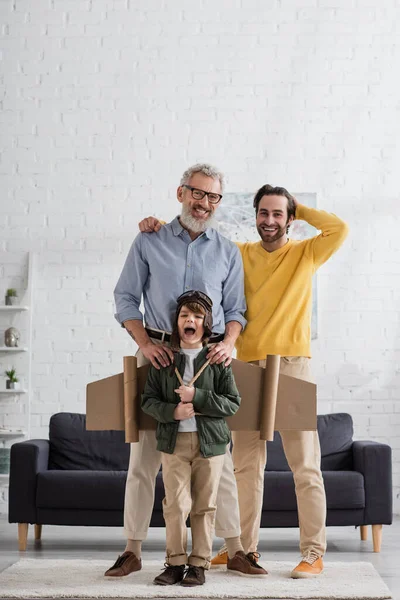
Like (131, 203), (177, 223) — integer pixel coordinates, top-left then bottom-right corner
(114, 217), (246, 335)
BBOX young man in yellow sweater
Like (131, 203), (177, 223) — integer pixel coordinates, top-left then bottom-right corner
(217, 184), (349, 578)
(138, 184), (348, 579)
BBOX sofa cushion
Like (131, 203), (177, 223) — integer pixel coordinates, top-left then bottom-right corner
(266, 413), (354, 471)
(37, 471), (127, 510)
(318, 413), (354, 468)
(262, 470), (365, 511)
(323, 471), (365, 509)
(48, 413), (129, 471)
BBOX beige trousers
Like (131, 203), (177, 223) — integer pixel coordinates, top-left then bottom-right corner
(123, 344), (241, 540)
(162, 432), (225, 568)
(232, 356), (327, 557)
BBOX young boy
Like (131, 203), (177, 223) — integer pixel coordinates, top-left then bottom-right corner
(141, 290), (267, 587)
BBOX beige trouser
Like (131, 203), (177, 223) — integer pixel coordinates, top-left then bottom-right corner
(231, 356), (327, 557)
(162, 432), (225, 568)
(123, 343), (241, 540)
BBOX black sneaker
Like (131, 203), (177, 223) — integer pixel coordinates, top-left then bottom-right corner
(153, 564), (185, 586)
(181, 565), (206, 587)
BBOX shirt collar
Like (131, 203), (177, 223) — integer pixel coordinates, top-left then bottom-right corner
(171, 216), (184, 236)
(171, 216), (215, 240)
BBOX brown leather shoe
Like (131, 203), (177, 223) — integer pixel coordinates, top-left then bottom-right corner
(154, 564), (185, 586)
(227, 551), (268, 576)
(104, 551), (142, 577)
(181, 565), (206, 586)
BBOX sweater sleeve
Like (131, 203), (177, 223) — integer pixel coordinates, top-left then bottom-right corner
(141, 366), (177, 423)
(295, 204), (349, 270)
(192, 364), (241, 418)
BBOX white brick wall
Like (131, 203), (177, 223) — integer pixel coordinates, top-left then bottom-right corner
(1, 0), (400, 515)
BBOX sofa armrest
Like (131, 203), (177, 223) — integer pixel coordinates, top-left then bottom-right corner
(352, 440), (392, 525)
(8, 440), (50, 525)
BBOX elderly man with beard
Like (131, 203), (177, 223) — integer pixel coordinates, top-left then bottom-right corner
(105, 164), (266, 578)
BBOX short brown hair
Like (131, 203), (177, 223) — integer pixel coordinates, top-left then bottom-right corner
(253, 184), (296, 221)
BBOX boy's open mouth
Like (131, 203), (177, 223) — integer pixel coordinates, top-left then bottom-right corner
(184, 327), (196, 336)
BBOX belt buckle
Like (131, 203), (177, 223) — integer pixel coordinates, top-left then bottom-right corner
(160, 331), (166, 343)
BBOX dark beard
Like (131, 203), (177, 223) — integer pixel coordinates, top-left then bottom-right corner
(257, 224), (287, 244)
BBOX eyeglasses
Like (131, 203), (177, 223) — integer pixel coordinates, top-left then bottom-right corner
(177, 290), (213, 309)
(182, 185), (222, 205)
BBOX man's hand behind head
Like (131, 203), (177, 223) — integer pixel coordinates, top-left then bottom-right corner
(139, 217), (162, 233)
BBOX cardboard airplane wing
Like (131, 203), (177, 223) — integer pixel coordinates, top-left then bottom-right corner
(86, 355), (316, 443)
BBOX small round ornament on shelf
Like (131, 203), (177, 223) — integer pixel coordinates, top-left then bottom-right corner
(4, 327), (20, 347)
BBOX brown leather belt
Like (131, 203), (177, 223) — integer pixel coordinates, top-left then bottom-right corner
(145, 327), (224, 344)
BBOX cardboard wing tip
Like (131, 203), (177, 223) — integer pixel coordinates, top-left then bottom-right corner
(86, 372), (125, 431)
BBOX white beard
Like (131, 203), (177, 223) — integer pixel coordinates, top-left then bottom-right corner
(180, 204), (216, 233)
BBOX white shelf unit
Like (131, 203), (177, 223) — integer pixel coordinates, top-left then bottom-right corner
(0, 347), (29, 352)
(0, 253), (35, 448)
(0, 430), (26, 438)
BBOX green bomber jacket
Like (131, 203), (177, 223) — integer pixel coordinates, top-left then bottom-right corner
(141, 346), (241, 457)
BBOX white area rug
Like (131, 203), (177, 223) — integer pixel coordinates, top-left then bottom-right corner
(0, 559), (392, 599)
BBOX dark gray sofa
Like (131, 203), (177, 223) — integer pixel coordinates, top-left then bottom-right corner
(8, 412), (392, 552)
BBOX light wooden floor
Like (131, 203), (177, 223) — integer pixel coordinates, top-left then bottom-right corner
(0, 515), (398, 599)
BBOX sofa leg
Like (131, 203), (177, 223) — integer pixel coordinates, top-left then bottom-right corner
(34, 524), (42, 541)
(18, 523), (29, 551)
(360, 525), (368, 541)
(372, 524), (382, 553)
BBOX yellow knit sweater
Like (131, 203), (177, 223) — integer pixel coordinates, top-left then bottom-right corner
(235, 204), (349, 361)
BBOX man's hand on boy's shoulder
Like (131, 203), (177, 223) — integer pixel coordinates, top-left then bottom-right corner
(207, 339), (235, 367)
(139, 216), (162, 233)
(142, 341), (174, 369)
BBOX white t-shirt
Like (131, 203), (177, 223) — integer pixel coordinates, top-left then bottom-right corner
(177, 347), (202, 433)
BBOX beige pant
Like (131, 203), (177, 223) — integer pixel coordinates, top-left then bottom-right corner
(232, 356), (327, 556)
(123, 344), (240, 540)
(162, 432), (225, 568)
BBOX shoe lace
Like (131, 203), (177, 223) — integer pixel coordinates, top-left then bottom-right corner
(246, 552), (261, 567)
(163, 563), (184, 572)
(301, 550), (320, 565)
(111, 553), (130, 569)
(185, 565), (202, 577)
(217, 544), (227, 556)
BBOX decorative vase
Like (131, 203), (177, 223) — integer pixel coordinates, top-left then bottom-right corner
(4, 327), (20, 347)
(6, 380), (19, 390)
(5, 294), (18, 305)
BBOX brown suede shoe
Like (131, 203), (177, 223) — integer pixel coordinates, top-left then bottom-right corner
(291, 553), (324, 579)
(104, 551), (142, 577)
(211, 548), (228, 567)
(181, 565), (206, 586)
(227, 551), (268, 577)
(153, 564), (185, 586)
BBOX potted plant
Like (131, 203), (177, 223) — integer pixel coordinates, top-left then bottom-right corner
(5, 288), (18, 306)
(5, 367), (19, 390)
